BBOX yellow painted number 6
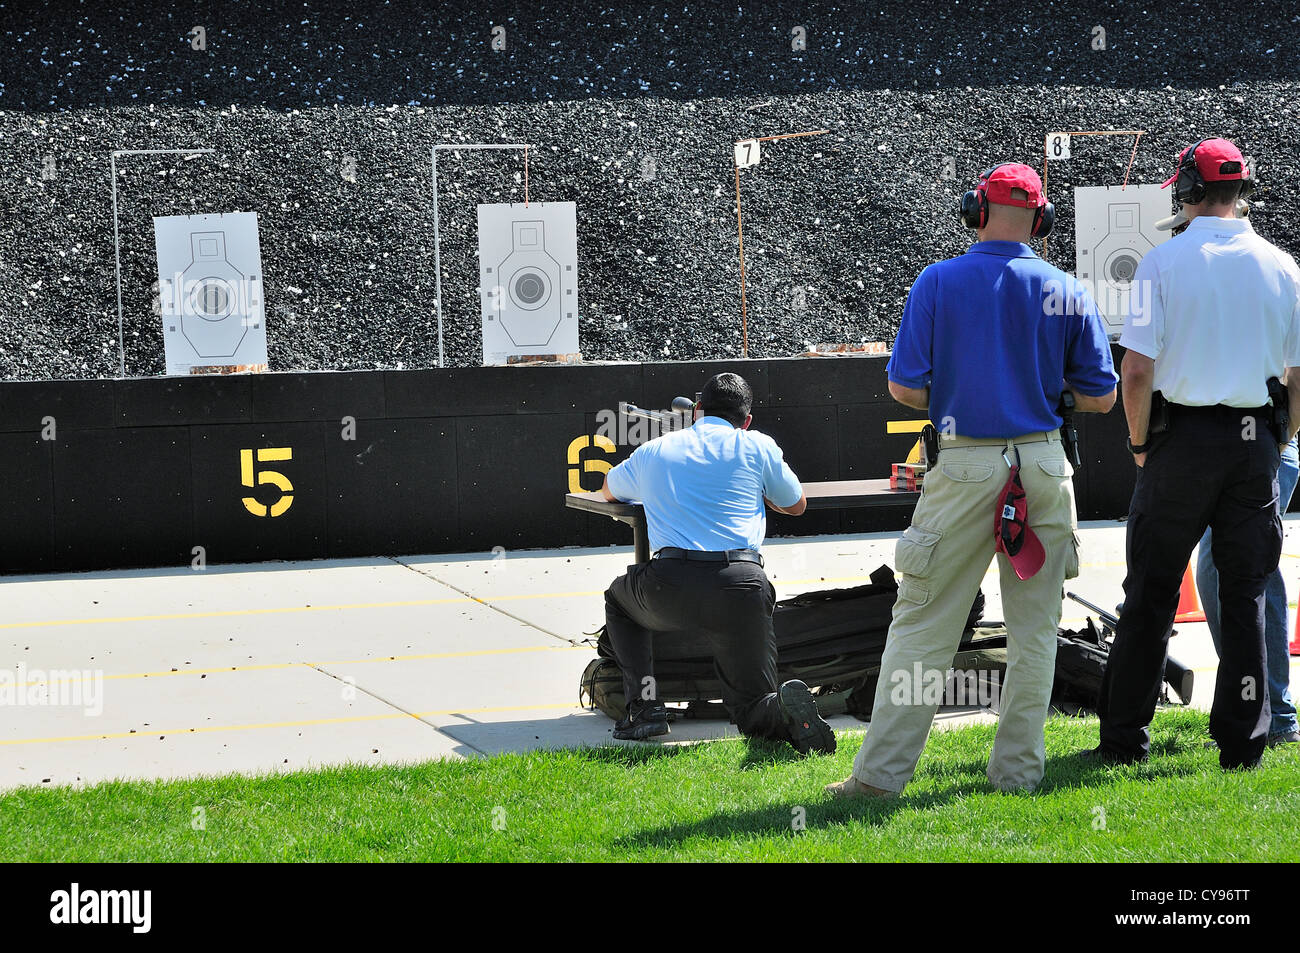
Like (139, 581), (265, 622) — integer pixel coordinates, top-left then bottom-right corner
(567, 435), (616, 493)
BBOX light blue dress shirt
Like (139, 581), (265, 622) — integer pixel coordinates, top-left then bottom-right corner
(604, 416), (803, 553)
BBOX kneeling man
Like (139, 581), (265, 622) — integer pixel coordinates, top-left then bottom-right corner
(601, 372), (835, 754)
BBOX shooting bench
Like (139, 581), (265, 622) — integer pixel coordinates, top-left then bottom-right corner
(565, 479), (921, 563)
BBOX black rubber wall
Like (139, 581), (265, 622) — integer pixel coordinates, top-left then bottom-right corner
(0, 351), (1152, 575)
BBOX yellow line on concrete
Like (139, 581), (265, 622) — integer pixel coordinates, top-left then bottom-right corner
(0, 703), (578, 747)
(313, 644), (590, 668)
(0, 589), (644, 631)
(491, 589), (604, 601)
(0, 597), (476, 631)
(14, 644), (590, 688)
(0, 577), (886, 631)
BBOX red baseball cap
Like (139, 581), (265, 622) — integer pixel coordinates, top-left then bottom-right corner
(994, 467), (1045, 581)
(1161, 138), (1247, 188)
(982, 163), (1046, 209)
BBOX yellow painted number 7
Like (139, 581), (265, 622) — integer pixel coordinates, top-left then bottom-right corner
(241, 447), (294, 517)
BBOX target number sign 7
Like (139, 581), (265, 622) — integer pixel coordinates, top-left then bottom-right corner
(735, 139), (761, 168)
(1046, 133), (1072, 160)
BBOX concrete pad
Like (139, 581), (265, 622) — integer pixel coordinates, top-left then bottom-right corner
(3, 563), (552, 679)
(2, 516), (1299, 792)
(0, 718), (465, 791)
(399, 548), (638, 640)
(433, 706), (997, 756)
(401, 538), (898, 639)
(0, 666), (467, 789)
(0, 556), (414, 626)
(315, 646), (589, 729)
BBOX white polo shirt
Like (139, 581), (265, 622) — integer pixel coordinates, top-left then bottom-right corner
(1120, 215), (1300, 407)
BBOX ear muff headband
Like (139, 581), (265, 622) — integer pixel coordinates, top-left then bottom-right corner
(1032, 202), (1055, 239)
(1173, 138), (1208, 206)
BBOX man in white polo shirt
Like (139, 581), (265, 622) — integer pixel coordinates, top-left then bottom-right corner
(1088, 138), (1300, 769)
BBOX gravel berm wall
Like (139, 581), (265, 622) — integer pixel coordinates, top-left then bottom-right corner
(3, 0), (1298, 379)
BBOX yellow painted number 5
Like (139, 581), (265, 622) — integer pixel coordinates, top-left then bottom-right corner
(241, 447), (294, 517)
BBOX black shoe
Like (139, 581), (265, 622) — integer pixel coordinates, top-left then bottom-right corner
(1220, 755), (1262, 771)
(1076, 744), (1148, 766)
(779, 680), (836, 755)
(613, 703), (670, 741)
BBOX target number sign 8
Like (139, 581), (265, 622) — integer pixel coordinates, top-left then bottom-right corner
(1046, 133), (1072, 160)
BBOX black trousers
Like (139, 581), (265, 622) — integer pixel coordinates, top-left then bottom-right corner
(1099, 406), (1281, 767)
(604, 556), (790, 741)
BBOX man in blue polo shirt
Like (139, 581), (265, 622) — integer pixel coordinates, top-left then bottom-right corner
(599, 372), (836, 754)
(828, 163), (1117, 798)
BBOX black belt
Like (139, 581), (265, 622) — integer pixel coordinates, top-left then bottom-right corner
(653, 547), (764, 567)
(1169, 402), (1270, 416)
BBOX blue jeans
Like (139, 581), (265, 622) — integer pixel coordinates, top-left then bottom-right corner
(1196, 436), (1299, 737)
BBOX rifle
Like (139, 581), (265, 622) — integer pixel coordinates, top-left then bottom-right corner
(1066, 592), (1195, 705)
(620, 395), (695, 431)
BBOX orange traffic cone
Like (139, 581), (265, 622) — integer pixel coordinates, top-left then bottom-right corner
(1291, 602), (1300, 656)
(1174, 562), (1206, 624)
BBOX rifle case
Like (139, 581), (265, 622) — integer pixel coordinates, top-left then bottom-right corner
(580, 564), (993, 721)
(579, 564), (1188, 722)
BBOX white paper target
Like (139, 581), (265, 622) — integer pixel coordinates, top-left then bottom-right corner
(154, 212), (268, 374)
(1074, 185), (1171, 338)
(477, 202), (579, 364)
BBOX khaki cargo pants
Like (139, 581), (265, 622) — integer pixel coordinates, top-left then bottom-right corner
(850, 431), (1079, 793)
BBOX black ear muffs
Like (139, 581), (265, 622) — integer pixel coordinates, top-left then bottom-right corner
(959, 188), (986, 228)
(1032, 202), (1055, 238)
(1239, 157), (1257, 199)
(1172, 138), (1208, 206)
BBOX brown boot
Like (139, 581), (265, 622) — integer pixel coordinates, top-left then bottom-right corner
(824, 775), (894, 799)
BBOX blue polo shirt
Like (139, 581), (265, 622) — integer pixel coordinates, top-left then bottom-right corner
(604, 417), (803, 553)
(888, 241), (1117, 438)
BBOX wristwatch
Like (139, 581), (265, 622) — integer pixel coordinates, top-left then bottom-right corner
(1126, 436), (1151, 455)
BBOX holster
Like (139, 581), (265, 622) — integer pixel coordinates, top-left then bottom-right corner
(1148, 390), (1171, 435)
(920, 424), (940, 467)
(1057, 391), (1082, 469)
(1267, 377), (1290, 444)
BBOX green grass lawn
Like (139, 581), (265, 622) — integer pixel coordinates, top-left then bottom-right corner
(2, 709), (1296, 862)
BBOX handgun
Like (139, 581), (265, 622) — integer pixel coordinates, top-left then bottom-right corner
(1057, 391), (1082, 469)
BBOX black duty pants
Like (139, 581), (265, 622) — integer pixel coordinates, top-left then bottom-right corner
(1099, 406), (1281, 767)
(604, 556), (790, 741)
